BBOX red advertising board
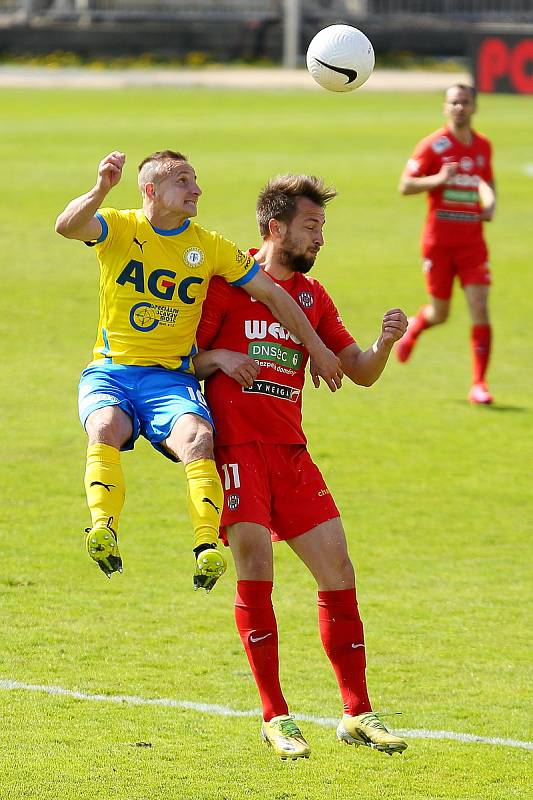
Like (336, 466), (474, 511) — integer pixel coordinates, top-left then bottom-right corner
(473, 35), (533, 94)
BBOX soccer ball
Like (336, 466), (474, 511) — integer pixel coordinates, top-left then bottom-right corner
(306, 24), (375, 93)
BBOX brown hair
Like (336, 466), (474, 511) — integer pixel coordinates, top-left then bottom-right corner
(256, 174), (337, 238)
(137, 150), (189, 193)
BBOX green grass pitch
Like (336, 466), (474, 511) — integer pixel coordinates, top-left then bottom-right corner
(0, 85), (531, 799)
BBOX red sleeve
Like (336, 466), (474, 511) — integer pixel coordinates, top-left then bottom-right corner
(482, 140), (494, 183)
(315, 282), (355, 354)
(405, 136), (439, 177)
(197, 276), (229, 349)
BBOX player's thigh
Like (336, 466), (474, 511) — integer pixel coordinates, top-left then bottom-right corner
(226, 522), (274, 581)
(456, 240), (491, 296)
(269, 445), (339, 542)
(165, 413), (214, 463)
(287, 517), (355, 591)
(135, 369), (214, 461)
(78, 365), (138, 450)
(215, 443), (272, 538)
(422, 244), (454, 303)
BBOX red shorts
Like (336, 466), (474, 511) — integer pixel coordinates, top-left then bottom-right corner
(421, 240), (491, 300)
(214, 441), (339, 544)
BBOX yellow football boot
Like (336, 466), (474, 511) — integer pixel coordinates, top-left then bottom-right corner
(261, 715), (311, 760)
(337, 712), (407, 755)
(85, 524), (122, 578)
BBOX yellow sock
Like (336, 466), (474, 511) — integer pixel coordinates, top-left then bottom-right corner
(184, 458), (224, 549)
(84, 443), (126, 532)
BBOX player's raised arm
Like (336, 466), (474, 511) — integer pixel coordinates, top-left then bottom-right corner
(337, 308), (408, 386)
(55, 151), (126, 241)
(241, 268), (343, 392)
(398, 161), (458, 195)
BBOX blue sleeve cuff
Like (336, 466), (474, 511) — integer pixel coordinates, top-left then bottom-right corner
(230, 260), (260, 287)
(94, 212), (108, 243)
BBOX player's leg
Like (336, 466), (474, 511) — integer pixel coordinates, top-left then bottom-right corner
(288, 519), (406, 755)
(138, 369), (225, 590)
(229, 523), (309, 759)
(79, 366), (137, 577)
(164, 413), (226, 589)
(464, 284), (493, 404)
(397, 246), (453, 362)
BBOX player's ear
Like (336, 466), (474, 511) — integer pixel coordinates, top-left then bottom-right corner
(269, 218), (283, 239)
(145, 182), (156, 199)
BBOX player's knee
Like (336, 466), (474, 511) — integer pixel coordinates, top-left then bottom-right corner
(179, 421), (214, 463)
(86, 406), (131, 448)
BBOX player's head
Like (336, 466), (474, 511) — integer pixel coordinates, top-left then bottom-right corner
(444, 84), (477, 129)
(256, 174), (337, 273)
(138, 150), (202, 219)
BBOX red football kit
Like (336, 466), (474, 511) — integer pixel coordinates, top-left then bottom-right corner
(196, 261), (355, 541)
(405, 126), (493, 299)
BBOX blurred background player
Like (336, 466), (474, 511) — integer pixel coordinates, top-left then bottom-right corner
(55, 151), (343, 587)
(194, 174), (408, 759)
(397, 84), (496, 404)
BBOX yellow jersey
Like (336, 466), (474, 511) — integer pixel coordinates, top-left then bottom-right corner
(87, 208), (258, 371)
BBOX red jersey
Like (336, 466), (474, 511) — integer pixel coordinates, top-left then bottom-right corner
(405, 126), (493, 247)
(196, 265), (355, 446)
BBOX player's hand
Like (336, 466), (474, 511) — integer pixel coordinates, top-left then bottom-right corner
(96, 151), (126, 194)
(379, 308), (408, 346)
(193, 543), (227, 593)
(85, 526), (123, 578)
(437, 161), (458, 184)
(310, 347), (343, 392)
(216, 350), (260, 388)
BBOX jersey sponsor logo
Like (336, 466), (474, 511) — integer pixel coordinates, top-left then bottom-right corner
(431, 136), (452, 154)
(407, 158), (421, 174)
(235, 249), (251, 266)
(460, 156), (474, 172)
(78, 391), (120, 412)
(446, 173), (480, 188)
(227, 493), (240, 510)
(248, 342), (303, 369)
(129, 302), (179, 332)
(117, 260), (204, 304)
(422, 258), (433, 273)
(245, 320), (301, 345)
(476, 155), (486, 168)
(183, 247), (204, 267)
(443, 189), (479, 204)
(317, 489), (330, 497)
(436, 210), (478, 222)
(243, 380), (301, 402)
(298, 291), (314, 308)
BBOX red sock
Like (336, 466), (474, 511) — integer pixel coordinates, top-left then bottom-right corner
(409, 305), (431, 339)
(318, 588), (371, 716)
(471, 324), (492, 384)
(235, 580), (288, 722)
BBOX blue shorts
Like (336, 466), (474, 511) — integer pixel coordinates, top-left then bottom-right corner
(78, 363), (213, 461)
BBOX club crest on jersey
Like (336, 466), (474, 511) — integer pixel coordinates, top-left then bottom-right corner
(183, 247), (204, 267)
(298, 291), (314, 308)
(227, 494), (240, 510)
(431, 136), (452, 154)
(460, 156), (474, 172)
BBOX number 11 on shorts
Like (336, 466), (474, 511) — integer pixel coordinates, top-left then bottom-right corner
(221, 463), (240, 490)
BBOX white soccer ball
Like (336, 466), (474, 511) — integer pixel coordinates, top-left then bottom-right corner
(306, 24), (375, 93)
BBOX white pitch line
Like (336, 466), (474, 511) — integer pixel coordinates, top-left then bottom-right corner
(1, 679), (531, 751)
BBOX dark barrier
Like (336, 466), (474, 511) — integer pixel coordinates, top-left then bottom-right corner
(473, 34), (533, 94)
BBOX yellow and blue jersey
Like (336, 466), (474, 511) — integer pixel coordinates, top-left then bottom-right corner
(87, 208), (258, 371)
